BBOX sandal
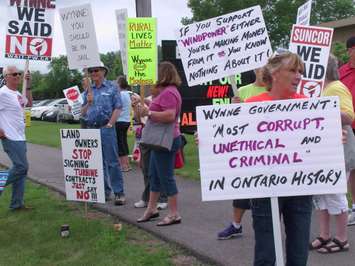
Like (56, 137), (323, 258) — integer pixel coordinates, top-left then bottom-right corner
(317, 238), (349, 254)
(309, 237), (331, 250)
(157, 215), (182, 226)
(137, 211), (159, 223)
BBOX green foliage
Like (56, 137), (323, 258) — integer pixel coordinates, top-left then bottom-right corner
(184, 0), (355, 48)
(31, 51), (125, 100)
(332, 42), (349, 65)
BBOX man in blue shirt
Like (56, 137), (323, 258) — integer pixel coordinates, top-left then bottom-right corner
(81, 62), (125, 205)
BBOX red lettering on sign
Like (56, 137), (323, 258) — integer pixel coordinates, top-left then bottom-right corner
(291, 26), (332, 47)
(181, 112), (196, 126)
(76, 190), (90, 200)
(206, 85), (229, 98)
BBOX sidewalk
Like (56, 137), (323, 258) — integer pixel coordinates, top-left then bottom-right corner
(1, 143), (355, 265)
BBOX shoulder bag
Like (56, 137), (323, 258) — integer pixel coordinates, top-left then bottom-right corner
(141, 119), (174, 151)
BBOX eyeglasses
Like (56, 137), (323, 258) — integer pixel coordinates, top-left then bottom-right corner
(7, 72), (22, 77)
(88, 68), (101, 74)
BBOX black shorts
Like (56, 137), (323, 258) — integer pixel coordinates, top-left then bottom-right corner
(232, 199), (251, 209)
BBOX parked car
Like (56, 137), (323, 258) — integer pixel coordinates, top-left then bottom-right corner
(57, 105), (80, 123)
(31, 98), (67, 120)
(41, 98), (69, 122)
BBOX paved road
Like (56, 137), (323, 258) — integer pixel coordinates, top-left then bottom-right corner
(1, 143), (355, 266)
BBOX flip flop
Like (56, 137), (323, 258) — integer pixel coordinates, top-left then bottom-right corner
(157, 215), (182, 226)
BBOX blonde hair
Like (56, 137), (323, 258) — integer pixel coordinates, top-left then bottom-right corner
(262, 52), (304, 89)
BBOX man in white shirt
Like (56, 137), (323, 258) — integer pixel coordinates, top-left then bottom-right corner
(0, 65), (32, 210)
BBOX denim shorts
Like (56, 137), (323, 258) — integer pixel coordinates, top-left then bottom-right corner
(149, 136), (181, 196)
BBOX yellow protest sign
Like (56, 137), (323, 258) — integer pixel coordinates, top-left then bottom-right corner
(127, 18), (157, 86)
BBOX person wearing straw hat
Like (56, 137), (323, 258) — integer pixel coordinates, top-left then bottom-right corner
(0, 65), (32, 210)
(81, 61), (125, 205)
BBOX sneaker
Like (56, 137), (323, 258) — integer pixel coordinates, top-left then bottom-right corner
(114, 194), (126, 206)
(348, 212), (355, 226)
(134, 200), (147, 208)
(157, 202), (168, 210)
(217, 223), (242, 240)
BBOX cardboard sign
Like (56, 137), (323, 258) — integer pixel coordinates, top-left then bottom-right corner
(60, 129), (105, 203)
(63, 86), (83, 118)
(296, 0), (312, 26)
(5, 0), (56, 61)
(59, 4), (101, 70)
(175, 5), (272, 86)
(196, 97), (346, 201)
(127, 17), (157, 85)
(289, 25), (333, 97)
(115, 9), (128, 75)
(0, 171), (9, 192)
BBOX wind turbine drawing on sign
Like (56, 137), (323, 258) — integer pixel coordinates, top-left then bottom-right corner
(30, 39), (45, 56)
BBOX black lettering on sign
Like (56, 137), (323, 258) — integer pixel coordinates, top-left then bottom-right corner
(209, 176), (225, 191)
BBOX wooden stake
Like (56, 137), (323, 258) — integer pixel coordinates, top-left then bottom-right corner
(22, 59), (29, 97)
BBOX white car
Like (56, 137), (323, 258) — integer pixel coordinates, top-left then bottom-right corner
(31, 98), (67, 120)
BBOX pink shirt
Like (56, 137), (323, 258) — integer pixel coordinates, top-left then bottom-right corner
(339, 62), (355, 128)
(149, 85), (182, 138)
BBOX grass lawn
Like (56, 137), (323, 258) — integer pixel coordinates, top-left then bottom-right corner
(0, 181), (201, 266)
(26, 121), (200, 180)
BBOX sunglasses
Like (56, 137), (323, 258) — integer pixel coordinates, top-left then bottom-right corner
(88, 68), (102, 73)
(7, 72), (22, 77)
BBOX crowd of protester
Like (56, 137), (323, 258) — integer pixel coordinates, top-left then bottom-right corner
(1, 35), (355, 266)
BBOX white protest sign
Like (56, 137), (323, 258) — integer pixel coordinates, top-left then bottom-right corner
(63, 86), (83, 118)
(175, 5), (272, 87)
(289, 25), (333, 98)
(59, 4), (101, 70)
(60, 129), (105, 203)
(5, 0), (56, 61)
(296, 0), (312, 26)
(115, 9), (128, 75)
(196, 97), (346, 201)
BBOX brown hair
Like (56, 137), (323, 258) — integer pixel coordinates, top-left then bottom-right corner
(156, 61), (181, 88)
(117, 75), (130, 90)
(262, 52), (304, 89)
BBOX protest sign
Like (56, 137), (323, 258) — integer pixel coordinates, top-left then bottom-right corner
(0, 67), (4, 88)
(5, 0), (56, 61)
(127, 17), (157, 85)
(59, 4), (101, 70)
(296, 0), (312, 26)
(289, 25), (333, 97)
(63, 86), (83, 118)
(175, 5), (272, 87)
(60, 129), (105, 203)
(196, 97), (346, 201)
(0, 171), (9, 192)
(115, 9), (128, 75)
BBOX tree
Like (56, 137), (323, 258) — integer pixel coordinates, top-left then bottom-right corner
(184, 0), (355, 47)
(100, 51), (123, 80)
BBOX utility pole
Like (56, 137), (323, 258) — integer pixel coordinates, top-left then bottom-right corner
(135, 0), (152, 17)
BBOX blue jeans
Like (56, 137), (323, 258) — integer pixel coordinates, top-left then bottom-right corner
(149, 136), (181, 196)
(100, 127), (124, 196)
(251, 196), (312, 266)
(1, 139), (29, 209)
